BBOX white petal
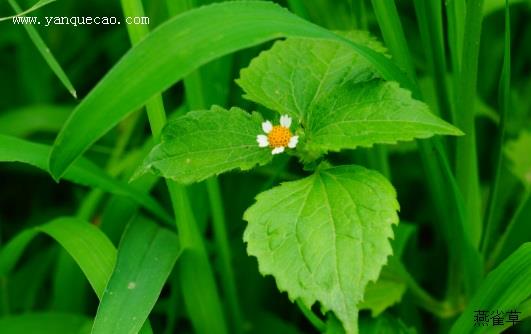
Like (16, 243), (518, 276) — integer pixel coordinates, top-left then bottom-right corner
(271, 146), (285, 155)
(288, 135), (299, 148)
(280, 115), (292, 128)
(262, 121), (273, 133)
(256, 135), (269, 147)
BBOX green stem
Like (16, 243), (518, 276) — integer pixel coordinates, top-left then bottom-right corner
(121, 1), (228, 333)
(413, 0), (454, 123)
(446, 0), (466, 76)
(454, 0), (485, 248)
(370, 0), (416, 80)
(371, 0), (483, 305)
(296, 299), (326, 332)
(487, 190), (531, 270)
(206, 178), (245, 334)
(481, 0), (511, 255)
(165, 3), (244, 331)
(396, 262), (458, 318)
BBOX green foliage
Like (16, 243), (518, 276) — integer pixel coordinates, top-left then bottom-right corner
(0, 312), (91, 334)
(0, 217), (116, 297)
(359, 314), (417, 334)
(237, 32), (386, 122)
(359, 224), (415, 316)
(238, 36), (461, 161)
(6, 0), (77, 98)
(0, 134), (171, 224)
(505, 131), (531, 187)
(0, 105), (71, 137)
(47, 1), (411, 180)
(451, 243), (531, 334)
(92, 217), (181, 334)
(244, 165), (399, 333)
(1, 0), (530, 333)
(135, 107), (272, 184)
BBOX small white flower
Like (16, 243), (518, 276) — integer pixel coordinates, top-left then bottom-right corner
(256, 114), (298, 155)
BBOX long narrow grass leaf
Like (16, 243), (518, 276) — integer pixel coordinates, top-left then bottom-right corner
(7, 0), (77, 98)
(0, 312), (91, 334)
(450, 243), (531, 334)
(0, 134), (171, 224)
(481, 0), (511, 255)
(454, 0), (485, 247)
(0, 217), (116, 298)
(92, 217), (181, 334)
(0, 0), (55, 22)
(122, 1), (229, 333)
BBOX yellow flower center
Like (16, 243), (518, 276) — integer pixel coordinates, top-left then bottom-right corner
(268, 126), (291, 148)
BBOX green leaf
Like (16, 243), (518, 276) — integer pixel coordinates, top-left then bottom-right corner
(6, 0), (77, 98)
(359, 314), (417, 334)
(358, 278), (406, 317)
(0, 105), (71, 137)
(0, 312), (91, 334)
(238, 37), (462, 156)
(92, 217), (181, 334)
(0, 134), (171, 224)
(359, 224), (415, 316)
(48, 1), (413, 180)
(450, 243), (531, 334)
(237, 32), (386, 122)
(244, 165), (399, 334)
(135, 107), (272, 184)
(504, 131), (531, 188)
(0, 0), (56, 22)
(306, 80), (462, 152)
(0, 217), (116, 298)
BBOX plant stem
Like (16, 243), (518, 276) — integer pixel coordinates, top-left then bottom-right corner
(396, 262), (458, 318)
(121, 1), (228, 333)
(165, 2), (244, 331)
(481, 0), (511, 256)
(206, 178), (245, 334)
(296, 299), (326, 332)
(371, 0), (483, 304)
(487, 190), (530, 270)
(413, 0), (453, 123)
(454, 0), (485, 248)
(370, 0), (416, 81)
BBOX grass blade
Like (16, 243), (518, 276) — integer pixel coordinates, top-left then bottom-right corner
(0, 312), (91, 334)
(0, 134), (172, 224)
(0, 0), (55, 22)
(48, 1), (414, 180)
(121, 1), (230, 333)
(92, 217), (181, 334)
(412, 0), (453, 123)
(0, 105), (71, 137)
(488, 191), (531, 268)
(453, 0), (485, 247)
(7, 0), (77, 98)
(370, 0), (482, 302)
(450, 243), (531, 334)
(481, 0), (511, 255)
(0, 217), (116, 298)
(370, 0), (415, 79)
